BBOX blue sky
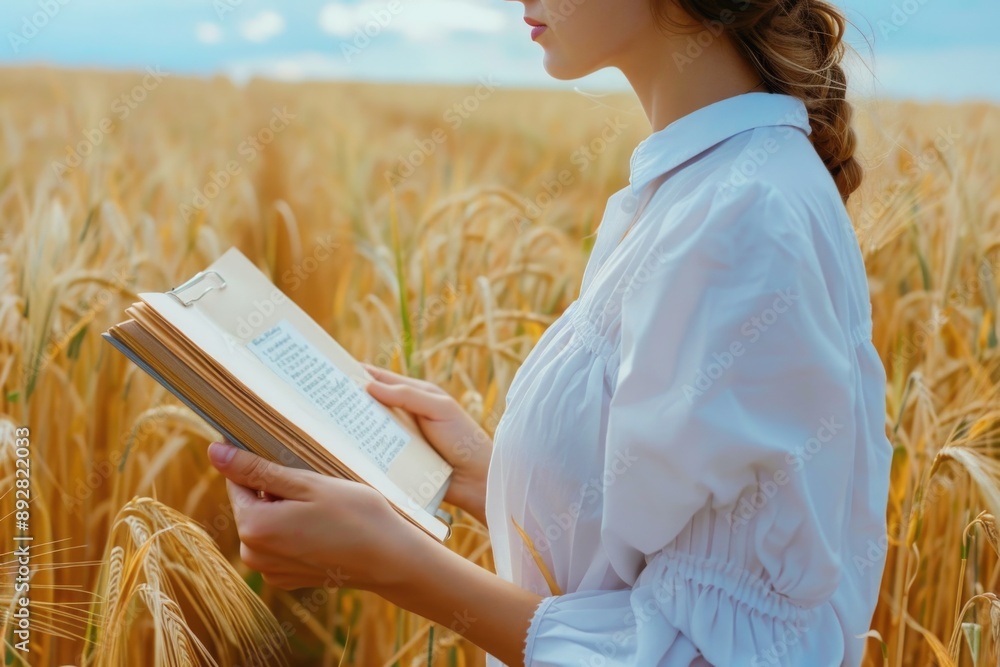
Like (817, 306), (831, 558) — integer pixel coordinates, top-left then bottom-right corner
(2, 0), (998, 100)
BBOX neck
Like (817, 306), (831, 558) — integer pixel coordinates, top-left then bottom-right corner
(615, 21), (764, 132)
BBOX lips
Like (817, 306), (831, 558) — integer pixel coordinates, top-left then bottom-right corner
(524, 16), (548, 41)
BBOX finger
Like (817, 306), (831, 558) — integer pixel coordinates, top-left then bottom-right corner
(226, 478), (259, 510)
(226, 480), (267, 546)
(362, 363), (444, 394)
(226, 479), (280, 505)
(239, 535), (329, 586)
(365, 381), (451, 420)
(225, 479), (280, 536)
(361, 363), (416, 385)
(261, 573), (318, 591)
(209, 441), (313, 501)
(240, 541), (288, 572)
(225, 478), (270, 521)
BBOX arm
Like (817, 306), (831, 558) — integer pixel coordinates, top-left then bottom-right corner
(208, 441), (537, 666)
(374, 527), (542, 666)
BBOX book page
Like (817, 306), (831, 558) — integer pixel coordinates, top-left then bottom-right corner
(132, 247), (453, 540)
(247, 319), (408, 472)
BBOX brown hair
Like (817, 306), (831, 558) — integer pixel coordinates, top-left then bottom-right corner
(653, 0), (863, 202)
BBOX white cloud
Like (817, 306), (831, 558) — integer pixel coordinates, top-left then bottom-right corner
(239, 11), (286, 43)
(319, 0), (509, 42)
(225, 52), (350, 84)
(195, 22), (223, 45)
(319, 3), (366, 38)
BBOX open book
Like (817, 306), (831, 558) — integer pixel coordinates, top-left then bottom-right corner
(103, 247), (454, 542)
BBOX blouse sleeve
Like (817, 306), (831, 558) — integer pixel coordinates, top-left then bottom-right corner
(521, 182), (857, 665)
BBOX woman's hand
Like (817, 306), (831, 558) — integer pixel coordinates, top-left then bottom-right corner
(209, 439), (542, 667)
(362, 363), (493, 525)
(207, 440), (426, 592)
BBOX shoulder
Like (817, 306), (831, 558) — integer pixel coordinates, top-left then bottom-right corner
(638, 127), (851, 261)
(710, 121), (841, 210)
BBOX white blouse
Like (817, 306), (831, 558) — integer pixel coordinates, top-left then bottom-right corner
(484, 92), (892, 667)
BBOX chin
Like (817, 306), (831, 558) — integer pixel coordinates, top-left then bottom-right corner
(541, 53), (597, 81)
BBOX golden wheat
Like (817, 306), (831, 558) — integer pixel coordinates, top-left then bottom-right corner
(0, 67), (998, 666)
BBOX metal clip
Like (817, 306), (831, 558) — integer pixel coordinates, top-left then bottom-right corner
(166, 270), (227, 307)
(434, 508), (454, 541)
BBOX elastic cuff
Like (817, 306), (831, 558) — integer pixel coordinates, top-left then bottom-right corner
(523, 596), (558, 667)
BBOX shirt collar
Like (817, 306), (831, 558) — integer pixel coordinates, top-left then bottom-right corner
(628, 92), (812, 195)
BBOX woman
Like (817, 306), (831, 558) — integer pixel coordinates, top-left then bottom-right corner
(208, 0), (892, 665)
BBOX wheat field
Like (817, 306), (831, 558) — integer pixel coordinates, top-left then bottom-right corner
(0, 66), (999, 666)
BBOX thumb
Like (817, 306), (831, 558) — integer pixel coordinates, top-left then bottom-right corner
(366, 380), (450, 420)
(208, 441), (313, 500)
